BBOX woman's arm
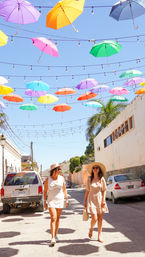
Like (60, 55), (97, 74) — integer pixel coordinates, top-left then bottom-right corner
(43, 178), (48, 210)
(63, 179), (69, 207)
(83, 190), (89, 208)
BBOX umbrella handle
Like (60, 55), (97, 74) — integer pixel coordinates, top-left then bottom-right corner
(129, 1), (138, 30)
(60, 5), (78, 32)
(71, 23), (78, 33)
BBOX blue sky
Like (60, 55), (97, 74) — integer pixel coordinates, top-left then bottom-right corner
(1, 0), (145, 170)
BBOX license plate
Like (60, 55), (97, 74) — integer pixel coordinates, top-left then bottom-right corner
(128, 185), (134, 189)
(14, 190), (28, 196)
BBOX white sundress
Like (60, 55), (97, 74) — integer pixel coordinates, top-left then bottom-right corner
(47, 175), (64, 208)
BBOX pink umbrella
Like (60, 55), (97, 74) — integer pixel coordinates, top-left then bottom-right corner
(124, 77), (145, 86)
(32, 37), (59, 63)
(109, 87), (129, 95)
(25, 89), (47, 97)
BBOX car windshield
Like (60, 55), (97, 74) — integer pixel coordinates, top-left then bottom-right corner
(4, 172), (38, 186)
(114, 174), (139, 182)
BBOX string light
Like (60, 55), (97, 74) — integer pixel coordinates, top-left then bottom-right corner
(65, 66), (68, 72)
(30, 65), (32, 71)
(78, 41), (80, 46)
(11, 36), (13, 43)
(13, 64), (15, 69)
(91, 6), (94, 15)
(48, 66), (50, 71)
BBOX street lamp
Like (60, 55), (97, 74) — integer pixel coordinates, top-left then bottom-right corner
(0, 134), (6, 184)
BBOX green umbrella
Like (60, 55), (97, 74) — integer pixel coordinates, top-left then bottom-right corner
(110, 95), (128, 102)
(90, 40), (122, 57)
(119, 69), (142, 78)
(19, 104), (38, 110)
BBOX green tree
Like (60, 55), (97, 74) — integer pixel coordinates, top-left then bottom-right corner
(69, 156), (80, 174)
(80, 155), (87, 165)
(85, 135), (95, 157)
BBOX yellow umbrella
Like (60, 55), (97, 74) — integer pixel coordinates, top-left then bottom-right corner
(38, 94), (58, 104)
(135, 88), (145, 94)
(46, 0), (85, 32)
(139, 81), (145, 86)
(0, 85), (13, 95)
(0, 30), (8, 46)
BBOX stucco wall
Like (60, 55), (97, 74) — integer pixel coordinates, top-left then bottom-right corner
(70, 165), (89, 186)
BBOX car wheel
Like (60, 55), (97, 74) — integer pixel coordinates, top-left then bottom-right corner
(111, 193), (117, 204)
(3, 203), (10, 214)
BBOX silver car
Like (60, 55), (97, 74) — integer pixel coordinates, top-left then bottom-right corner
(106, 173), (145, 204)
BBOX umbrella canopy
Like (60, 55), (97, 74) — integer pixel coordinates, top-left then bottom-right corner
(90, 85), (110, 93)
(139, 81), (145, 86)
(90, 40), (122, 57)
(53, 103), (72, 112)
(135, 88), (145, 94)
(109, 87), (129, 95)
(85, 101), (102, 108)
(25, 89), (47, 97)
(0, 30), (8, 46)
(0, 76), (8, 84)
(0, 100), (6, 108)
(120, 69), (142, 78)
(19, 104), (38, 111)
(46, 0), (85, 32)
(76, 78), (98, 90)
(0, 85), (13, 95)
(124, 77), (145, 86)
(110, 95), (128, 102)
(38, 94), (58, 104)
(3, 93), (23, 102)
(0, 0), (40, 24)
(77, 92), (97, 101)
(26, 81), (50, 91)
(55, 88), (76, 95)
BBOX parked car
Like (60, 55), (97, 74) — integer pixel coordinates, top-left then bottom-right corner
(106, 173), (145, 204)
(65, 180), (72, 188)
(1, 171), (44, 214)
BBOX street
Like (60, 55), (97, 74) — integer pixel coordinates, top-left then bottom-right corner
(0, 188), (145, 257)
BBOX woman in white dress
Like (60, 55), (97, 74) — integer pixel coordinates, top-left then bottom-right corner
(44, 163), (69, 246)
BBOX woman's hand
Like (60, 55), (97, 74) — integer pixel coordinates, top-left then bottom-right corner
(44, 201), (48, 210)
(83, 201), (87, 208)
(101, 201), (105, 208)
(66, 200), (69, 208)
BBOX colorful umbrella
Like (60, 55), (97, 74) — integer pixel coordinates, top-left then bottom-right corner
(0, 30), (8, 46)
(0, 100), (6, 108)
(124, 77), (145, 86)
(90, 40), (122, 57)
(46, 0), (85, 32)
(119, 69), (142, 78)
(53, 103), (72, 112)
(76, 78), (98, 90)
(38, 94), (58, 104)
(26, 81), (50, 91)
(139, 81), (145, 86)
(135, 88), (145, 94)
(110, 95), (128, 102)
(0, 85), (13, 95)
(90, 85), (110, 93)
(32, 37), (59, 63)
(55, 88), (76, 95)
(109, 87), (129, 95)
(25, 89), (47, 97)
(85, 101), (102, 108)
(3, 93), (23, 102)
(109, 0), (145, 29)
(19, 104), (38, 111)
(77, 92), (97, 101)
(0, 76), (8, 84)
(0, 0), (40, 24)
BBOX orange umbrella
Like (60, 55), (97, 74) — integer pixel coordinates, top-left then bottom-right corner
(3, 93), (23, 102)
(55, 88), (76, 95)
(135, 88), (145, 94)
(77, 92), (97, 101)
(46, 0), (85, 32)
(53, 103), (72, 112)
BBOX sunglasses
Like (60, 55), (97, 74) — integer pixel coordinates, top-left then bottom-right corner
(93, 166), (99, 170)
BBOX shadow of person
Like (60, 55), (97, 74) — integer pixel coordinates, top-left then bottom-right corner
(46, 228), (75, 234)
(1, 218), (23, 222)
(0, 232), (20, 238)
(0, 247), (19, 257)
(58, 243), (99, 255)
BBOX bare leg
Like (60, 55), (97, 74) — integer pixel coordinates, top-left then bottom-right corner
(55, 208), (63, 237)
(49, 208), (57, 239)
(89, 213), (97, 238)
(97, 213), (103, 242)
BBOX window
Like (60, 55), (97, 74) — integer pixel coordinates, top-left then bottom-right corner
(4, 172), (38, 186)
(118, 127), (121, 137)
(129, 116), (133, 129)
(104, 134), (113, 148)
(124, 121), (129, 132)
(115, 129), (118, 139)
(112, 132), (115, 141)
(121, 124), (125, 135)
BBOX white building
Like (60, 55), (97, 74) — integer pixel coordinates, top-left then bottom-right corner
(94, 94), (145, 178)
(0, 135), (21, 186)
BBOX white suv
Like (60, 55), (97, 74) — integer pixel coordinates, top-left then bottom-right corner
(1, 171), (44, 214)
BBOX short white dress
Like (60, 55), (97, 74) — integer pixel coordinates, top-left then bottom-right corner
(47, 175), (64, 208)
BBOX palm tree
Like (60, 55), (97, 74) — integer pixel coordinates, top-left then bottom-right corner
(86, 100), (126, 141)
(0, 112), (7, 130)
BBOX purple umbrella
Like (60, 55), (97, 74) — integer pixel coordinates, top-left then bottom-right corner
(25, 89), (47, 97)
(124, 77), (145, 86)
(90, 85), (110, 93)
(0, 0), (40, 24)
(76, 78), (98, 90)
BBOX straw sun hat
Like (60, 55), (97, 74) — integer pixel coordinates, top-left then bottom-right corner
(49, 163), (60, 172)
(87, 162), (106, 175)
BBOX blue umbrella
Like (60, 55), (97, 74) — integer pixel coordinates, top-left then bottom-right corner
(110, 0), (145, 29)
(85, 101), (102, 108)
(26, 81), (50, 91)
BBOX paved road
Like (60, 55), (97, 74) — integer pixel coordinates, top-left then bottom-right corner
(0, 188), (145, 257)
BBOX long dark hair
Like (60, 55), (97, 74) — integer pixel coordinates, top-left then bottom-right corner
(50, 168), (57, 177)
(90, 166), (103, 183)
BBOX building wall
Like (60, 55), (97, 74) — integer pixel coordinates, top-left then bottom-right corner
(94, 94), (145, 176)
(70, 165), (89, 186)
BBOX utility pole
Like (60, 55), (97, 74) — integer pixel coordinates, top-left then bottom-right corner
(31, 141), (34, 171)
